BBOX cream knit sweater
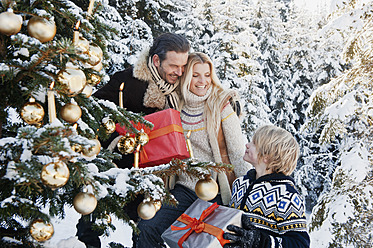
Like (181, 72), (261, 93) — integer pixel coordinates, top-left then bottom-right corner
(175, 89), (250, 205)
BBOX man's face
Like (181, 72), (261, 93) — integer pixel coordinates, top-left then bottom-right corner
(153, 51), (188, 84)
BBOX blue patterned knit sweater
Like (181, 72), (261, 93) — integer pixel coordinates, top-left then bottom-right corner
(229, 169), (310, 248)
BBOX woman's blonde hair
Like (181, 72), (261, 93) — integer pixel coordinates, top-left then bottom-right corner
(179, 52), (235, 136)
(252, 125), (300, 176)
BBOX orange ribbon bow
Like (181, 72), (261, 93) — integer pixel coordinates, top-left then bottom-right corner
(171, 202), (230, 248)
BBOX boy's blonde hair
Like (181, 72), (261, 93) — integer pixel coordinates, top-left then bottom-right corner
(252, 125), (299, 176)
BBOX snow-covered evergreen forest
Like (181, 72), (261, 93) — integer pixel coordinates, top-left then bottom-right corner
(1, 0), (372, 247)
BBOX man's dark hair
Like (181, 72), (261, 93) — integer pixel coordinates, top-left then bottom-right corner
(149, 33), (190, 62)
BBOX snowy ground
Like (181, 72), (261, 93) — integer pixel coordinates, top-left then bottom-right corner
(43, 206), (133, 248)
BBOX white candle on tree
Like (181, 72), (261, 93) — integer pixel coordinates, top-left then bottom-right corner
(48, 82), (57, 123)
(119, 82), (124, 108)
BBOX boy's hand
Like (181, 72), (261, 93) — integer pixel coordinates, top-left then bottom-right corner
(223, 214), (270, 248)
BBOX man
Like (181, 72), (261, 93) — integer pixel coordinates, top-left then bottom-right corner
(94, 32), (190, 169)
(76, 33), (190, 248)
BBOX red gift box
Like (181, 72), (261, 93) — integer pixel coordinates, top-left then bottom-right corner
(115, 109), (190, 167)
(139, 109), (189, 167)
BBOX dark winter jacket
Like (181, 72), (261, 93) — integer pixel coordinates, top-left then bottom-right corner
(229, 169), (310, 248)
(93, 48), (172, 168)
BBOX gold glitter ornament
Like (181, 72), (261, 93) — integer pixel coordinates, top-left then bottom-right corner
(40, 161), (70, 190)
(73, 192), (97, 215)
(20, 98), (45, 125)
(137, 201), (156, 220)
(117, 134), (136, 155)
(195, 177), (218, 201)
(57, 63), (87, 97)
(60, 103), (82, 124)
(87, 44), (103, 66)
(103, 118), (116, 134)
(87, 73), (101, 86)
(0, 10), (22, 36)
(30, 219), (54, 242)
(75, 35), (90, 54)
(153, 200), (162, 212)
(27, 16), (56, 43)
(136, 131), (149, 146)
(82, 138), (101, 157)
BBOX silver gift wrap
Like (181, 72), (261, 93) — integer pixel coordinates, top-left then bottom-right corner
(161, 198), (242, 248)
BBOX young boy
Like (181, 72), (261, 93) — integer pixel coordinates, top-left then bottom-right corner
(223, 125), (310, 248)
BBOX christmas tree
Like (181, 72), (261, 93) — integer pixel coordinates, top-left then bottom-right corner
(0, 0), (231, 247)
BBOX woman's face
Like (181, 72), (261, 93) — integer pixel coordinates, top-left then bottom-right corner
(189, 63), (212, 96)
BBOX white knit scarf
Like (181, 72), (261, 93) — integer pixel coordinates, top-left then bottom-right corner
(148, 57), (180, 109)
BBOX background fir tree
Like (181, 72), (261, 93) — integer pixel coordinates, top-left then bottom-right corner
(305, 1), (373, 246)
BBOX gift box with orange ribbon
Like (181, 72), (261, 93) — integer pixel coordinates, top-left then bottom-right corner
(116, 108), (190, 168)
(162, 199), (242, 248)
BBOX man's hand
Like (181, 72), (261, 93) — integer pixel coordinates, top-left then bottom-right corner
(223, 214), (270, 248)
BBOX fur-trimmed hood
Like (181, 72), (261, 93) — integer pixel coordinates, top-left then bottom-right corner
(133, 48), (167, 110)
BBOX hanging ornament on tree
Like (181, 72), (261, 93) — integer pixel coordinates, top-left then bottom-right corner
(60, 103), (82, 124)
(136, 130), (149, 146)
(0, 9), (22, 36)
(81, 84), (93, 97)
(102, 118), (116, 134)
(152, 200), (162, 212)
(20, 97), (44, 125)
(117, 134), (136, 155)
(86, 44), (103, 66)
(40, 161), (70, 190)
(73, 190), (97, 215)
(195, 176), (219, 201)
(82, 138), (101, 157)
(57, 62), (87, 97)
(87, 73), (101, 86)
(27, 16), (56, 43)
(29, 219), (54, 242)
(137, 201), (157, 220)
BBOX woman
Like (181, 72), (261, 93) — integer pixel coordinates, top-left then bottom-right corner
(174, 52), (250, 204)
(135, 52), (250, 248)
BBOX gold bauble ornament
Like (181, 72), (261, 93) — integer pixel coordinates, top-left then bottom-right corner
(75, 35), (90, 54)
(153, 200), (162, 212)
(82, 138), (101, 157)
(40, 161), (70, 190)
(137, 201), (157, 220)
(87, 73), (101, 86)
(30, 219), (54, 242)
(82, 84), (93, 97)
(136, 131), (149, 146)
(0, 11), (22, 36)
(102, 119), (116, 134)
(87, 44), (103, 66)
(117, 135), (136, 155)
(27, 16), (56, 43)
(57, 63), (87, 97)
(20, 100), (45, 125)
(195, 177), (219, 201)
(60, 103), (82, 123)
(73, 192), (97, 215)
